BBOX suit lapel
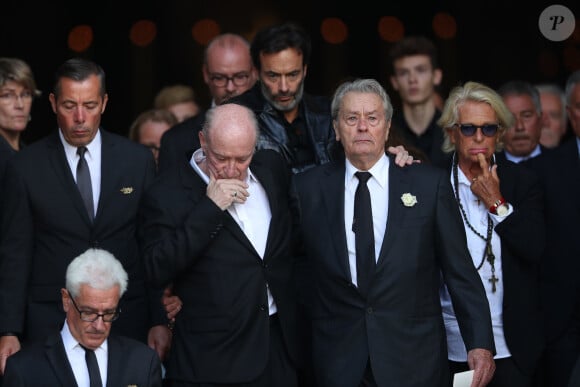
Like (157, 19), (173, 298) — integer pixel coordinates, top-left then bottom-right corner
(47, 132), (93, 226)
(105, 336), (121, 387)
(45, 334), (79, 387)
(376, 162), (411, 264)
(321, 163), (351, 280)
(98, 130), (117, 224)
(251, 163), (278, 259)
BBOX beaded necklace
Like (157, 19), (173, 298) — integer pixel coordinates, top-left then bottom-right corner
(452, 153), (498, 292)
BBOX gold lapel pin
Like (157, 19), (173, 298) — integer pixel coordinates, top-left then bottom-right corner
(120, 187), (134, 194)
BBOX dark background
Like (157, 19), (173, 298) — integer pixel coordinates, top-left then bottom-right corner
(1, 0), (578, 143)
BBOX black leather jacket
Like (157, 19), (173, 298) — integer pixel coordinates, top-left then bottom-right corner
(228, 83), (335, 174)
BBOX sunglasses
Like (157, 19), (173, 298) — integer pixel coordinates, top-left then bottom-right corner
(455, 124), (500, 137)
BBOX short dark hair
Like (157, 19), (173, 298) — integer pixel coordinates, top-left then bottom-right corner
(250, 22), (311, 71)
(388, 36), (439, 74)
(53, 57), (106, 98)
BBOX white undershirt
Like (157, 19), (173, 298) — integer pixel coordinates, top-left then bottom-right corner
(61, 319), (108, 387)
(440, 166), (512, 361)
(343, 154), (389, 287)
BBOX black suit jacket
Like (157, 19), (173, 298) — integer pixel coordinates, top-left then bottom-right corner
(0, 130), (165, 342)
(487, 156), (545, 376)
(292, 158), (494, 387)
(524, 139), (580, 342)
(3, 332), (162, 386)
(140, 149), (299, 383)
(157, 111), (206, 173)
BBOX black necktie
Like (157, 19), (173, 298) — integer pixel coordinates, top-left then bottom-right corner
(80, 345), (103, 387)
(353, 171), (375, 297)
(76, 146), (94, 220)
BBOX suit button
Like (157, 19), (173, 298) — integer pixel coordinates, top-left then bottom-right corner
(366, 307), (374, 314)
(259, 305), (266, 311)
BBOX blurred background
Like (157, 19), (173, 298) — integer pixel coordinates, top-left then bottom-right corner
(1, 0), (578, 142)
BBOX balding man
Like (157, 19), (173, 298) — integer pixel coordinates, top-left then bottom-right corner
(140, 103), (299, 386)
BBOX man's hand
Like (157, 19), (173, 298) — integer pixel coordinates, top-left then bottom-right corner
(387, 145), (419, 167)
(162, 286), (182, 321)
(470, 153), (502, 209)
(147, 325), (172, 362)
(467, 348), (495, 387)
(206, 174), (249, 210)
(0, 335), (21, 375)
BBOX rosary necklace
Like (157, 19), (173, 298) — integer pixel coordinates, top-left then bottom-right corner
(452, 154), (498, 292)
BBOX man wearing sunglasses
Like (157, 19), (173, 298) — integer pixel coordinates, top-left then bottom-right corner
(438, 81), (545, 386)
(3, 248), (162, 386)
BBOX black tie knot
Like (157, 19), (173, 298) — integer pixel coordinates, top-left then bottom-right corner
(77, 146), (87, 157)
(355, 171), (372, 184)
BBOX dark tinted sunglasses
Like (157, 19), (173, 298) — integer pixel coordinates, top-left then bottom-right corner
(455, 124), (500, 137)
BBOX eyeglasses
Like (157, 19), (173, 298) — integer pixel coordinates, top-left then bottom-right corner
(209, 73), (250, 87)
(0, 91), (33, 105)
(455, 123), (500, 137)
(68, 292), (120, 323)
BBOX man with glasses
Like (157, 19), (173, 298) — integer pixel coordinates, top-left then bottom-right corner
(3, 248), (162, 386)
(158, 33), (258, 172)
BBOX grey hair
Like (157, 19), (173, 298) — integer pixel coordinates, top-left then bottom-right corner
(497, 80), (542, 115)
(66, 248), (128, 298)
(331, 78), (393, 122)
(565, 70), (580, 107)
(438, 81), (514, 153)
(535, 83), (567, 123)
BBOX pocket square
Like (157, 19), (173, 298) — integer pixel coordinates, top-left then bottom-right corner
(120, 187), (134, 194)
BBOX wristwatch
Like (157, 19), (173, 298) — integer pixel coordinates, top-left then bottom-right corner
(495, 203), (509, 216)
(490, 198), (508, 216)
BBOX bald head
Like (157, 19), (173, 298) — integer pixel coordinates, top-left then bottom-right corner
(199, 104), (259, 180)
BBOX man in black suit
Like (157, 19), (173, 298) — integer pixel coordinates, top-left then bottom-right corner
(292, 79), (495, 387)
(141, 103), (299, 386)
(525, 69), (580, 387)
(0, 58), (170, 375)
(157, 33), (258, 172)
(3, 248), (162, 386)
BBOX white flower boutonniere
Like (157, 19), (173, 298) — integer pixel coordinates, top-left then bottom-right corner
(401, 193), (417, 207)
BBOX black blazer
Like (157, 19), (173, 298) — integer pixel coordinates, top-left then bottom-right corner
(292, 158), (494, 387)
(0, 130), (165, 342)
(140, 149), (299, 383)
(3, 332), (162, 386)
(157, 111), (206, 173)
(490, 156), (546, 376)
(524, 139), (580, 342)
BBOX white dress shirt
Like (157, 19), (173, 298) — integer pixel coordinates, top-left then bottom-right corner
(343, 154), (389, 287)
(61, 319), (108, 387)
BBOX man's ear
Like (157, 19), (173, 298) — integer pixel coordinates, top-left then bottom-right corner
(433, 68), (443, 87)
